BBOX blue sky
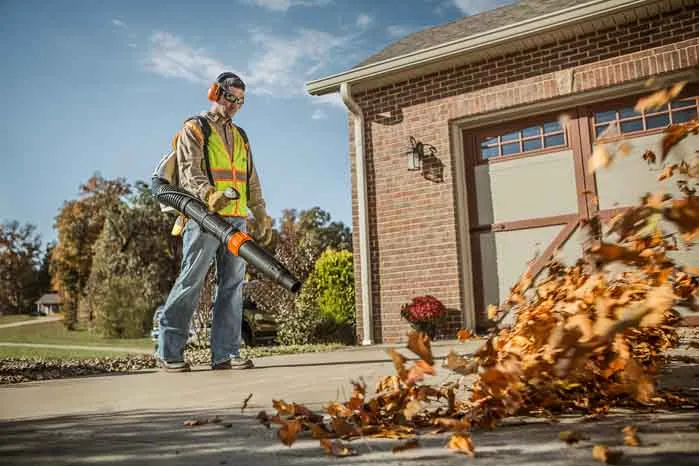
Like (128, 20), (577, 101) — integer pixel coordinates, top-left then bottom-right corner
(0, 0), (515, 245)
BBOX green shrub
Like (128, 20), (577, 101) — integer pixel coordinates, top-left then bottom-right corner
(312, 249), (355, 326)
(272, 280), (323, 346)
(290, 248), (356, 345)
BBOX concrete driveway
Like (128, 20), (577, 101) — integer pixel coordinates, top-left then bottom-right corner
(1, 340), (698, 465)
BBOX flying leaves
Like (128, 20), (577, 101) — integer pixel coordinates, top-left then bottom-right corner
(634, 81), (686, 113)
(257, 83), (699, 461)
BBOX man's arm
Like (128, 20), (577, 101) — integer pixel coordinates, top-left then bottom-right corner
(247, 162), (267, 215)
(244, 135), (267, 215)
(176, 121), (214, 202)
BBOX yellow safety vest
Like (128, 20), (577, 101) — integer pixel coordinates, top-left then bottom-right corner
(206, 124), (248, 217)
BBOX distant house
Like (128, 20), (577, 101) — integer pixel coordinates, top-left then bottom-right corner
(306, 0), (699, 344)
(35, 293), (62, 315)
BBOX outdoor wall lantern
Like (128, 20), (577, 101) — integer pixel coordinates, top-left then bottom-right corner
(406, 136), (436, 171)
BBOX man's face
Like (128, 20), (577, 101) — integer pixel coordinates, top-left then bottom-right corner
(218, 85), (245, 118)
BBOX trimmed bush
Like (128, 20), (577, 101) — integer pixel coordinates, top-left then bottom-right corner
(312, 249), (355, 326)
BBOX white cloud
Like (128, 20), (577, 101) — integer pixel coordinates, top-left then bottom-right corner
(312, 93), (345, 110)
(451, 0), (516, 15)
(311, 108), (327, 120)
(112, 19), (127, 28)
(145, 32), (234, 84)
(143, 28), (350, 112)
(245, 28), (350, 97)
(356, 14), (372, 29)
(242, 0), (332, 12)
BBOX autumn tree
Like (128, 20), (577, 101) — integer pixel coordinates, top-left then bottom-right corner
(50, 175), (130, 329)
(0, 221), (43, 314)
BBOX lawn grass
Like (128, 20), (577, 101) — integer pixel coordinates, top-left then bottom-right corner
(0, 346), (150, 360)
(0, 320), (153, 349)
(0, 318), (349, 362)
(0, 314), (35, 325)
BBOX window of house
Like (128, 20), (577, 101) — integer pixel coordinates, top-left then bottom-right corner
(479, 119), (567, 160)
(593, 96), (698, 139)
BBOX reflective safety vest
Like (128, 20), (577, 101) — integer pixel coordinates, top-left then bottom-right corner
(206, 124), (248, 217)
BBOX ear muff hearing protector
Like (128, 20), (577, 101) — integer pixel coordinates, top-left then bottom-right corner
(207, 72), (244, 102)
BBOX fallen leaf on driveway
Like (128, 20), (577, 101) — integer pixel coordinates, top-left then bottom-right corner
(320, 438), (358, 457)
(448, 433), (475, 456)
(184, 417), (220, 427)
(623, 426), (641, 446)
(592, 444), (623, 464)
(278, 419), (303, 447)
(559, 430), (589, 444)
(241, 393), (253, 412)
(457, 329), (475, 341)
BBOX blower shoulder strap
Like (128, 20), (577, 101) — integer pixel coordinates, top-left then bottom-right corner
(182, 115), (214, 185)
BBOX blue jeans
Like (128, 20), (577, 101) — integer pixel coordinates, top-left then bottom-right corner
(158, 216), (247, 366)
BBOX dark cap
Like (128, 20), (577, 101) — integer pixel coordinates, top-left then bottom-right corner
(216, 72), (246, 92)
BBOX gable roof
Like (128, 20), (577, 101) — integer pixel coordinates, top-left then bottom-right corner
(36, 293), (62, 305)
(355, 0), (589, 68)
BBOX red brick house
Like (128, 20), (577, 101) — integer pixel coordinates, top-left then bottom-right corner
(306, 0), (699, 344)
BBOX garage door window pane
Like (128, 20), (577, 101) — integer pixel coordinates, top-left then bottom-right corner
(502, 143), (519, 155)
(523, 138), (542, 152)
(482, 146), (499, 159)
(522, 126), (541, 138)
(673, 108), (698, 123)
(646, 114), (670, 129)
(479, 119), (567, 161)
(544, 121), (562, 133)
(595, 125), (609, 137)
(671, 99), (696, 109)
(544, 134), (565, 147)
(502, 131), (519, 142)
(594, 95), (698, 141)
(595, 111), (616, 124)
(620, 119), (643, 133)
(620, 107), (641, 118)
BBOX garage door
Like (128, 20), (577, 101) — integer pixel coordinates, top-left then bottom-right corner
(463, 84), (699, 327)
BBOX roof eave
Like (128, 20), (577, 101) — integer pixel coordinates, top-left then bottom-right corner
(305, 0), (653, 96)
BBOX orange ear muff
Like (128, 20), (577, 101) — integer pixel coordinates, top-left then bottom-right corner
(207, 83), (220, 102)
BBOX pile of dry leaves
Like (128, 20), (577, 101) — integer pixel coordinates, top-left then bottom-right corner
(256, 83), (699, 458)
(0, 355), (157, 384)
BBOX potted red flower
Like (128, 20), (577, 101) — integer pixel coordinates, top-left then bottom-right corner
(400, 295), (447, 339)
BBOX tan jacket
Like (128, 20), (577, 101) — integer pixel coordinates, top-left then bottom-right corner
(175, 106), (266, 217)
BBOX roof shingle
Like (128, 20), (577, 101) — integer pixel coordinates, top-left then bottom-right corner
(354, 0), (591, 68)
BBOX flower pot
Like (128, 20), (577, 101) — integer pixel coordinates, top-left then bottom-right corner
(411, 321), (437, 339)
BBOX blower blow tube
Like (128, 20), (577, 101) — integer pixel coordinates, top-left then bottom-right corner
(151, 177), (301, 293)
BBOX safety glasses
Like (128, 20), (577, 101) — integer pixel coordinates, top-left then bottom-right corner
(222, 92), (245, 106)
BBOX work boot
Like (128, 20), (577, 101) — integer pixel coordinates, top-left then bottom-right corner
(158, 358), (191, 373)
(212, 356), (254, 370)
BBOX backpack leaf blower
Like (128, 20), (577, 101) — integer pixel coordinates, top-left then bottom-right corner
(151, 176), (301, 294)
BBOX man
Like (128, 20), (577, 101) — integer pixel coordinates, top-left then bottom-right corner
(157, 72), (272, 372)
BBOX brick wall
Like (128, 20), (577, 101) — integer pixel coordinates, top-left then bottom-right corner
(349, 2), (699, 343)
